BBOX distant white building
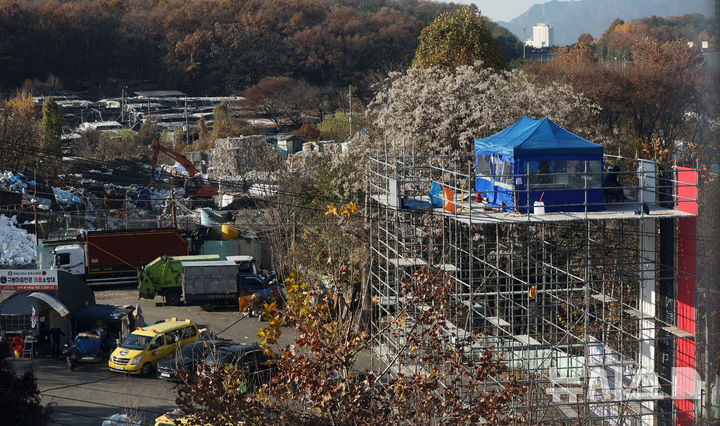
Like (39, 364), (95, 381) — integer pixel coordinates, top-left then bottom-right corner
(525, 23), (553, 48)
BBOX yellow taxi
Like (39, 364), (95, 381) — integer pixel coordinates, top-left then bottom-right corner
(154, 409), (217, 426)
(108, 318), (199, 376)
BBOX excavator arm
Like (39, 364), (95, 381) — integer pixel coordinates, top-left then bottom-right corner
(149, 138), (218, 198)
(150, 138), (199, 180)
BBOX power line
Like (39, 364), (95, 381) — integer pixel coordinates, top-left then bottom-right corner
(41, 392), (169, 416)
(40, 374), (114, 393)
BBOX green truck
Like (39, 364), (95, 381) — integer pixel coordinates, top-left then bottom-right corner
(137, 254), (260, 305)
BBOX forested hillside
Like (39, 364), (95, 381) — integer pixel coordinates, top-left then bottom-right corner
(591, 14), (717, 59)
(0, 0), (506, 96)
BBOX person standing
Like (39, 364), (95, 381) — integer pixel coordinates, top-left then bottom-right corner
(49, 327), (65, 356)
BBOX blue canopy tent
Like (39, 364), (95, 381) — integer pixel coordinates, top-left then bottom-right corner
(474, 116), (604, 213)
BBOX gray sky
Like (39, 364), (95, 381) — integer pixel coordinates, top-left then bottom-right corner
(448, 0), (548, 22)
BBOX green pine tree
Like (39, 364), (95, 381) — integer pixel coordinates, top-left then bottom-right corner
(41, 97), (63, 171)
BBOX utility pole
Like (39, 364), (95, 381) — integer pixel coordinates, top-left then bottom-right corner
(348, 85), (353, 139)
(170, 186), (177, 228)
(184, 96), (189, 144)
(523, 27), (526, 59)
(120, 87), (124, 123)
(33, 167), (38, 245)
(121, 86), (126, 123)
(124, 193), (128, 230)
(706, 263), (713, 421)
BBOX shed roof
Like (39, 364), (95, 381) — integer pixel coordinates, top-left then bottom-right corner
(74, 304), (134, 327)
(181, 260), (236, 267)
(474, 116), (603, 157)
(134, 90), (186, 97)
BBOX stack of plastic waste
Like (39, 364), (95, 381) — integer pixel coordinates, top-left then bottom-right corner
(0, 214), (36, 266)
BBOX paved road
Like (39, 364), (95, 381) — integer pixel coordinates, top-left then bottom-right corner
(10, 287), (297, 426)
(15, 357), (176, 425)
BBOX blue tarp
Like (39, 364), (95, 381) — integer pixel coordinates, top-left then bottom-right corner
(474, 116), (604, 213)
(73, 333), (103, 356)
(429, 182), (443, 208)
(474, 116), (603, 157)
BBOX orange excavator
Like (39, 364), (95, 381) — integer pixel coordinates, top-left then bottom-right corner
(150, 138), (219, 198)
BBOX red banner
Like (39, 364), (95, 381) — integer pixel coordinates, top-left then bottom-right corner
(675, 167), (697, 424)
(0, 270), (58, 291)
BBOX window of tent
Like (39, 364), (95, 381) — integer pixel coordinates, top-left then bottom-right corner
(0, 314), (32, 332)
(491, 155), (513, 189)
(476, 155), (492, 179)
(527, 160), (602, 189)
(567, 160), (602, 188)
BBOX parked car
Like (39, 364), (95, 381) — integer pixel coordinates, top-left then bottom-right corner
(156, 338), (234, 381)
(201, 343), (276, 390)
(63, 328), (106, 371)
(108, 318), (199, 376)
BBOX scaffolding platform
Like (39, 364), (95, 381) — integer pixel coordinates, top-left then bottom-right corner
(371, 194), (694, 224)
(369, 153), (699, 422)
(662, 326), (694, 339)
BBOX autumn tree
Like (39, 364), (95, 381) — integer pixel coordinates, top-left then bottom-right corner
(369, 62), (600, 156)
(528, 36), (705, 162)
(623, 39), (704, 161)
(0, 91), (40, 172)
(526, 45), (627, 140)
(293, 123), (320, 141)
(414, 5), (505, 71)
(94, 129), (145, 162)
(577, 33), (594, 45)
(245, 77), (319, 128)
(594, 14), (717, 61)
(22, 74), (63, 95)
(209, 102), (249, 140)
(185, 102), (251, 152)
(134, 118), (162, 148)
(176, 264), (526, 424)
(317, 111), (367, 142)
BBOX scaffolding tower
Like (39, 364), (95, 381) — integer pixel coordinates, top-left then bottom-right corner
(368, 152), (699, 424)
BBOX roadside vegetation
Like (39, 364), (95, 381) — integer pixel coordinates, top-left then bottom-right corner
(0, 338), (52, 425)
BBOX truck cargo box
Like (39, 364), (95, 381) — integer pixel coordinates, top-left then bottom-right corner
(181, 260), (238, 308)
(137, 254), (221, 302)
(85, 228), (188, 284)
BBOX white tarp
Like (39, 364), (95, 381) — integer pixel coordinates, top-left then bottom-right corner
(27, 292), (70, 317)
